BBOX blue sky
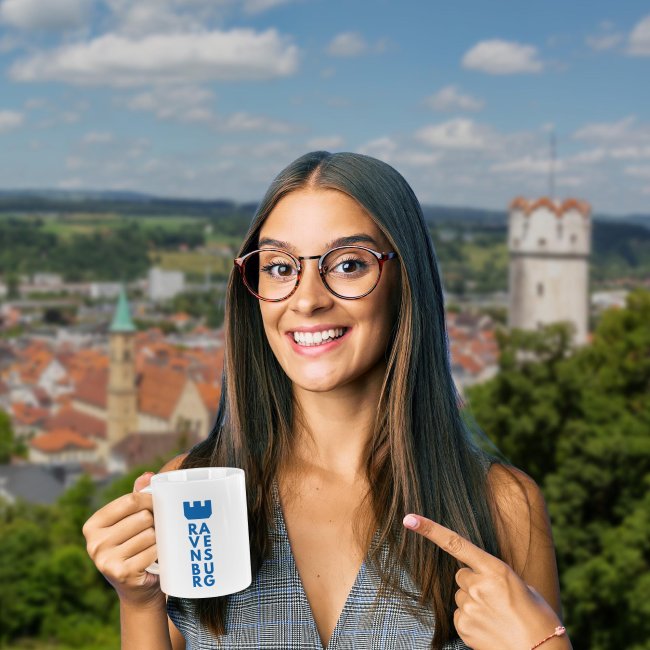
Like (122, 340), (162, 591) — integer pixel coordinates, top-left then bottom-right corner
(0, 0), (649, 214)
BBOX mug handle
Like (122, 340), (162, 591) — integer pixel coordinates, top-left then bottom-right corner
(138, 485), (160, 575)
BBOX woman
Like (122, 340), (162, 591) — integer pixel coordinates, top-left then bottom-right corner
(83, 151), (570, 650)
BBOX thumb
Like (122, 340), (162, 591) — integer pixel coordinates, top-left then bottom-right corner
(133, 471), (155, 493)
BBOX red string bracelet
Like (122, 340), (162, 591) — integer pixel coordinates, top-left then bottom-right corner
(530, 625), (567, 649)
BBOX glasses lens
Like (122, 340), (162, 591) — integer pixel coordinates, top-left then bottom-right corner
(322, 247), (380, 298)
(244, 250), (298, 300)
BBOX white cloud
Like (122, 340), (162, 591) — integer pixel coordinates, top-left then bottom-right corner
(0, 110), (24, 133)
(83, 131), (114, 144)
(568, 148), (607, 164)
(585, 21), (624, 51)
(218, 112), (296, 134)
(243, 0), (297, 14)
(624, 165), (650, 178)
(491, 156), (566, 175)
(102, 0), (300, 37)
(628, 14), (650, 55)
(327, 32), (367, 57)
(126, 86), (216, 123)
(610, 145), (650, 160)
(416, 118), (497, 150)
(307, 136), (344, 150)
(573, 116), (638, 142)
(125, 86), (296, 133)
(462, 39), (543, 74)
(586, 32), (623, 51)
(0, 0), (89, 31)
(9, 29), (299, 86)
(356, 136), (399, 162)
(424, 85), (484, 112)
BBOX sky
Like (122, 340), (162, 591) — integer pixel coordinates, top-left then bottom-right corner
(0, 0), (649, 214)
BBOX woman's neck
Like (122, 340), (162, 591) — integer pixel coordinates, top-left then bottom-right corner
(288, 362), (385, 483)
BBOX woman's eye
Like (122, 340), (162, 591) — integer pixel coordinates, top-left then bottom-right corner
(332, 258), (367, 274)
(261, 261), (296, 278)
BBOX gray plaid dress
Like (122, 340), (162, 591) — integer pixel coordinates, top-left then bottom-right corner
(167, 480), (471, 649)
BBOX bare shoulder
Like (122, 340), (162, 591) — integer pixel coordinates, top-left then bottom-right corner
(159, 453), (189, 473)
(486, 461), (562, 615)
(486, 463), (553, 573)
(486, 462), (547, 516)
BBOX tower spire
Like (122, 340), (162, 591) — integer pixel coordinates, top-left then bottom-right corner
(110, 285), (135, 333)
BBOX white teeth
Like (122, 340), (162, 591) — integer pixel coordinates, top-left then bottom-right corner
(292, 328), (346, 346)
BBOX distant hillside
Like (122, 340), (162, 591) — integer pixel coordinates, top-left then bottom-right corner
(0, 189), (648, 231)
(0, 189), (257, 219)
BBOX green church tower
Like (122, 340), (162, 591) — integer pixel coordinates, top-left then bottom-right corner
(107, 286), (138, 446)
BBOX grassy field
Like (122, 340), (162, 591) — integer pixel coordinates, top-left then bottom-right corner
(151, 249), (233, 279)
(37, 213), (208, 239)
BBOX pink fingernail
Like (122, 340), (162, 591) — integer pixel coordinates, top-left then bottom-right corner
(403, 515), (419, 529)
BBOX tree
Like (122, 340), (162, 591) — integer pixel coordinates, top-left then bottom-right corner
(0, 409), (15, 463)
(465, 289), (650, 650)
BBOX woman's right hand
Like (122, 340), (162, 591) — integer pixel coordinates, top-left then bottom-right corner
(83, 472), (162, 608)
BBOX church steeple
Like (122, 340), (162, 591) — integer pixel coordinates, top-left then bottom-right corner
(110, 285), (136, 333)
(107, 285), (138, 446)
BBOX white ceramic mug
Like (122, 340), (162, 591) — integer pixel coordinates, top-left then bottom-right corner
(140, 467), (252, 598)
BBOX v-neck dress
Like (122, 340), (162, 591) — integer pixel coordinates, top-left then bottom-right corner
(167, 480), (472, 649)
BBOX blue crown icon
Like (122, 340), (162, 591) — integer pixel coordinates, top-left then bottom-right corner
(183, 500), (213, 520)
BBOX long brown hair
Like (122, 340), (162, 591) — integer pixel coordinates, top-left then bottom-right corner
(180, 151), (504, 648)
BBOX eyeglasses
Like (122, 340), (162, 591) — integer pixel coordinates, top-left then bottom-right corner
(234, 246), (398, 302)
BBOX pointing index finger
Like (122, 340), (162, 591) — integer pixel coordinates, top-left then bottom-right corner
(403, 514), (501, 574)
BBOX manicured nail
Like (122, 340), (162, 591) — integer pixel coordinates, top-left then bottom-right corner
(403, 515), (419, 529)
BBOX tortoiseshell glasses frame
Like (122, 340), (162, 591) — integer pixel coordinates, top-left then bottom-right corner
(234, 245), (398, 302)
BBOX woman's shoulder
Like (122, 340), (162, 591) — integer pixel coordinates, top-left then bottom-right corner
(484, 461), (552, 575)
(159, 453), (189, 473)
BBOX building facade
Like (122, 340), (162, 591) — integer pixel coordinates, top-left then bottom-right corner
(508, 197), (592, 346)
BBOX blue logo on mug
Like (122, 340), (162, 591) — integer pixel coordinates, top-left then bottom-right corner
(183, 499), (214, 587)
(183, 500), (212, 520)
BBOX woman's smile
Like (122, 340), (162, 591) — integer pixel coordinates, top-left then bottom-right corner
(286, 326), (352, 356)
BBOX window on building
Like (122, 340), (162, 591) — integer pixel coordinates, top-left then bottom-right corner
(537, 282), (544, 297)
(538, 238), (546, 246)
(570, 233), (577, 244)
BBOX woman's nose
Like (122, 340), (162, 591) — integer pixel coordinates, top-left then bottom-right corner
(289, 260), (333, 314)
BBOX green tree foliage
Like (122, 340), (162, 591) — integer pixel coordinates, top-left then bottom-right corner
(0, 409), (17, 463)
(0, 469), (158, 648)
(466, 288), (650, 650)
(168, 288), (225, 328)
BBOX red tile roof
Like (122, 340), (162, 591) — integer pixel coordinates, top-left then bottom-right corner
(196, 382), (220, 413)
(111, 430), (200, 470)
(74, 368), (108, 408)
(44, 405), (107, 440)
(509, 196), (591, 218)
(12, 402), (49, 427)
(30, 428), (96, 453)
(137, 364), (187, 420)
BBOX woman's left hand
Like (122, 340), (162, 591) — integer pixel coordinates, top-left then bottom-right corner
(402, 514), (570, 650)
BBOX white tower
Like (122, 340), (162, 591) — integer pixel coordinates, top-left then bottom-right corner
(507, 197), (592, 346)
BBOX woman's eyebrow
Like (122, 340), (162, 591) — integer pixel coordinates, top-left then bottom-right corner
(257, 233), (380, 252)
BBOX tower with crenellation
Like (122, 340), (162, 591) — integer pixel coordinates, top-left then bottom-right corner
(507, 197), (592, 346)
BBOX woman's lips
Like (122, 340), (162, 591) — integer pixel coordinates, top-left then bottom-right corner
(285, 327), (352, 356)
